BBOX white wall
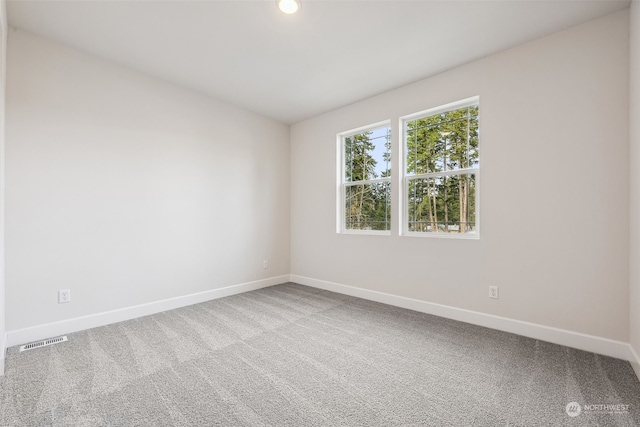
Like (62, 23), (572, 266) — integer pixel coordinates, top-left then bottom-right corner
(630, 0), (640, 377)
(0, 0), (6, 375)
(291, 11), (630, 342)
(5, 29), (290, 333)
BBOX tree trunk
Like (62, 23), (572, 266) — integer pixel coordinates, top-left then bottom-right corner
(425, 185), (433, 233)
(459, 177), (468, 233)
(443, 181), (449, 232)
(431, 180), (439, 232)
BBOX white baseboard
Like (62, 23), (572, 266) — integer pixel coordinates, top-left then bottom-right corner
(6, 273), (639, 378)
(630, 345), (640, 381)
(6, 275), (289, 348)
(291, 275), (636, 363)
(0, 335), (5, 376)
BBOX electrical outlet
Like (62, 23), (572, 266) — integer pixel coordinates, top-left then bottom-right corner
(58, 289), (71, 304)
(489, 286), (499, 299)
(263, 260), (268, 269)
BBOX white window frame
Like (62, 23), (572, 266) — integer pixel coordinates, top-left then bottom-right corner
(337, 120), (392, 235)
(400, 97), (480, 239)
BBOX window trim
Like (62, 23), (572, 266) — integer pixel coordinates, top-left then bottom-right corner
(400, 97), (480, 239)
(337, 120), (392, 235)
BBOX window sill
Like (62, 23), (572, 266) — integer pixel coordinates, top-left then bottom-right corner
(339, 230), (391, 236)
(402, 232), (479, 240)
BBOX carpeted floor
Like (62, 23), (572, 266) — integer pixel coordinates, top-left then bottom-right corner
(0, 282), (638, 426)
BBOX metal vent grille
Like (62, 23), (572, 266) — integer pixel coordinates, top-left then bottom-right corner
(19, 336), (68, 352)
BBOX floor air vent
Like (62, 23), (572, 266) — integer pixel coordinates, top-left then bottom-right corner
(19, 336), (68, 352)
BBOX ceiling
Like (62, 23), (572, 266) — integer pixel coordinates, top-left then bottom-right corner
(7, 0), (630, 124)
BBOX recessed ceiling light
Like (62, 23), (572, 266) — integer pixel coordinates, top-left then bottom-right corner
(277, 0), (300, 15)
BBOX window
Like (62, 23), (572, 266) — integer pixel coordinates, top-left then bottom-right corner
(338, 122), (391, 234)
(402, 97), (479, 237)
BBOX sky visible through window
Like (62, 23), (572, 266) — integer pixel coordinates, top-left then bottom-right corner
(369, 126), (390, 178)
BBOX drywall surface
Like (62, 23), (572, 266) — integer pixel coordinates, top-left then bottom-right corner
(5, 29), (290, 331)
(630, 0), (640, 374)
(0, 0), (6, 374)
(291, 11), (630, 341)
